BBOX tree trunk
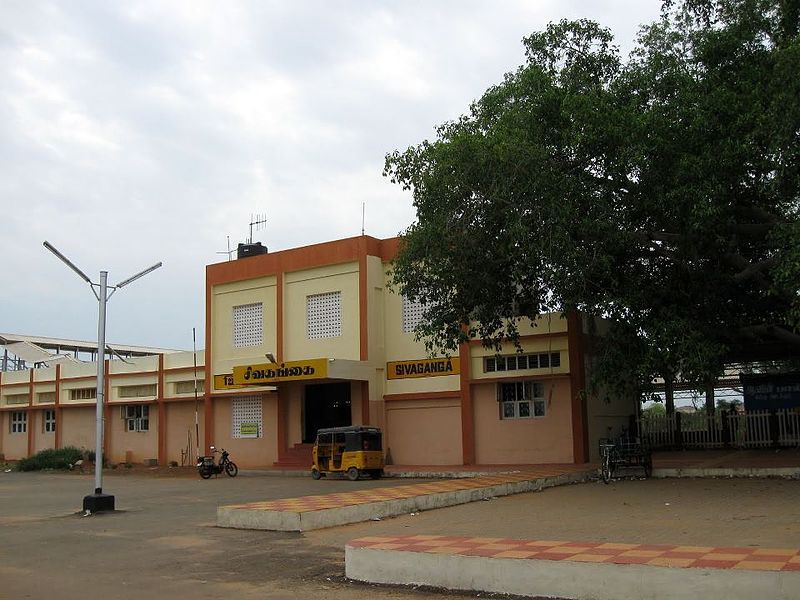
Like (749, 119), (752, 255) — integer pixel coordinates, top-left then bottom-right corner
(705, 382), (715, 415)
(665, 377), (675, 415)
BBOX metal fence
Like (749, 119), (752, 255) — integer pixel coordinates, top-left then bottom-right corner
(638, 408), (800, 449)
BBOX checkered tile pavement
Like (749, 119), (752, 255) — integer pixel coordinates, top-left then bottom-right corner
(348, 535), (800, 572)
(226, 465), (589, 513)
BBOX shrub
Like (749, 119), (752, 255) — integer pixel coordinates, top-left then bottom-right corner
(15, 446), (84, 472)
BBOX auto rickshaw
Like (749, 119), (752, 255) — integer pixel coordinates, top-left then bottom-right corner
(311, 425), (384, 480)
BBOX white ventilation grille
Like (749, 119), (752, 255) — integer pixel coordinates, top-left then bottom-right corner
(232, 396), (262, 438)
(402, 296), (427, 333)
(233, 302), (263, 348)
(307, 291), (342, 339)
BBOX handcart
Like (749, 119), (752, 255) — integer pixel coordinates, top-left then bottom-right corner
(598, 437), (652, 483)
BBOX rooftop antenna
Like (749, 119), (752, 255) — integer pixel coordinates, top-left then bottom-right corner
(361, 202), (365, 236)
(216, 235), (234, 262)
(248, 213), (268, 244)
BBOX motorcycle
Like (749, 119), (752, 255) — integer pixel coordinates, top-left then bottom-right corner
(196, 446), (238, 479)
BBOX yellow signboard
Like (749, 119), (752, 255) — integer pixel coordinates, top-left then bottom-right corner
(232, 358), (329, 385)
(214, 374), (251, 390)
(387, 357), (460, 380)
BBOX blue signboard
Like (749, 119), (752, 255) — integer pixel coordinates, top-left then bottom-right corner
(740, 373), (800, 411)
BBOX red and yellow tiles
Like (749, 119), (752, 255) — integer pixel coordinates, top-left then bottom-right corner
(347, 535), (800, 572)
(224, 465), (590, 514)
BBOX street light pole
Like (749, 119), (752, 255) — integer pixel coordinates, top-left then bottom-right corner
(43, 241), (162, 513)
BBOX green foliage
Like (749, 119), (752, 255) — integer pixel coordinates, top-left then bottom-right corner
(641, 403), (667, 420)
(15, 446), (84, 472)
(385, 0), (800, 395)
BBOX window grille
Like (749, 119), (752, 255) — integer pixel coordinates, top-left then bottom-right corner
(5, 393), (29, 405)
(233, 302), (263, 348)
(402, 296), (427, 333)
(484, 352), (561, 373)
(122, 405), (150, 432)
(11, 411), (27, 433)
(175, 380), (204, 395)
(71, 388), (97, 401)
(37, 391), (55, 404)
(118, 384), (157, 398)
(232, 395), (262, 438)
(497, 381), (546, 419)
(307, 291), (342, 339)
(44, 409), (56, 433)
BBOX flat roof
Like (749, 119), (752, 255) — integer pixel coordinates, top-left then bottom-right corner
(0, 333), (184, 355)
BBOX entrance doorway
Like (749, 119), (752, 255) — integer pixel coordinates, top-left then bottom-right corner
(303, 382), (352, 442)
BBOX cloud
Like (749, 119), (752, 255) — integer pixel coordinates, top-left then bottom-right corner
(0, 0), (663, 348)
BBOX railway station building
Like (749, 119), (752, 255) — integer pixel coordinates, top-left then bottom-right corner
(0, 236), (629, 468)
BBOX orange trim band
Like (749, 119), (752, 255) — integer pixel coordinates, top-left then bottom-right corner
(567, 312), (589, 464)
(383, 390), (461, 402)
(459, 340), (474, 465)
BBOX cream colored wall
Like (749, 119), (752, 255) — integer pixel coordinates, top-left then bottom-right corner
(60, 407), (95, 451)
(367, 256), (386, 368)
(109, 355), (159, 375)
(385, 399), (462, 465)
(211, 275), (277, 379)
(110, 374), (158, 401)
(33, 365), (56, 382)
(108, 403), (158, 463)
(1, 411), (28, 459)
(166, 402), (205, 465)
(164, 350), (204, 370)
(284, 263), (360, 361)
(472, 379), (574, 464)
(470, 335), (570, 382)
(211, 394), (278, 467)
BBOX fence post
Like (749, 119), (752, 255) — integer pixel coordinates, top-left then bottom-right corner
(770, 409), (780, 448)
(675, 412), (683, 450)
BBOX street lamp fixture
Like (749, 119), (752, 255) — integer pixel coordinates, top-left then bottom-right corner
(44, 241), (162, 513)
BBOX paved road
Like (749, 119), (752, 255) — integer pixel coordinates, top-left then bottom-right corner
(1, 470), (797, 599)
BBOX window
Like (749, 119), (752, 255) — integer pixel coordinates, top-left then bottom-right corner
(71, 388), (97, 401)
(402, 296), (427, 333)
(233, 302), (263, 348)
(5, 393), (29, 405)
(307, 291), (341, 339)
(484, 352), (561, 373)
(37, 391), (56, 404)
(43, 410), (56, 433)
(123, 405), (150, 432)
(498, 381), (546, 419)
(11, 411), (27, 433)
(232, 396), (262, 438)
(118, 384), (157, 398)
(175, 380), (204, 395)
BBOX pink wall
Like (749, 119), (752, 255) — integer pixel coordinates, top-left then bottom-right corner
(473, 379), (574, 464)
(32, 410), (55, 454)
(108, 403), (158, 464)
(1, 412), (28, 460)
(166, 402), (205, 466)
(211, 395), (278, 468)
(385, 399), (462, 465)
(61, 407), (95, 451)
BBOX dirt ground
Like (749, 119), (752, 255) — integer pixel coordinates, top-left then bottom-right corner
(0, 470), (797, 600)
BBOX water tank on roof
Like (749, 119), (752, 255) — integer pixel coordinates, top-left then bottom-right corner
(237, 242), (268, 259)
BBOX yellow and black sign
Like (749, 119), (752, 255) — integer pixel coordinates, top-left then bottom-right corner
(232, 358), (329, 385)
(214, 374), (249, 390)
(387, 357), (460, 380)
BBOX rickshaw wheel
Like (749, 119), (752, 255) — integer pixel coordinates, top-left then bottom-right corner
(346, 467), (360, 481)
(311, 468), (322, 480)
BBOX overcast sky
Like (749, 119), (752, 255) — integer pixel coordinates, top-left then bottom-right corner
(1, 1), (663, 351)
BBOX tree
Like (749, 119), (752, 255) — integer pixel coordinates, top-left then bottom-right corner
(384, 0), (800, 403)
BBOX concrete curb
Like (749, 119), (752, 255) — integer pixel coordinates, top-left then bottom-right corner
(653, 467), (800, 479)
(217, 470), (591, 531)
(345, 545), (800, 600)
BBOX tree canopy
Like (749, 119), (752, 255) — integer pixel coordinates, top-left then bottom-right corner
(385, 0), (800, 400)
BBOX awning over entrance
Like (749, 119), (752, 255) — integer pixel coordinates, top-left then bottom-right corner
(215, 357), (373, 392)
